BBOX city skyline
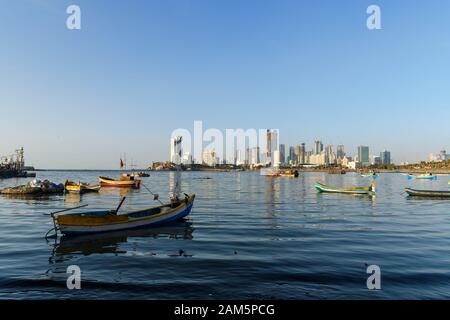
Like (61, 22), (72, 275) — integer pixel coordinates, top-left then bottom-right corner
(2, 1), (450, 169)
(166, 135), (396, 168)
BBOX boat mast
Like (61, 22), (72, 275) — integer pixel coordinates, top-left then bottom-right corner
(171, 136), (182, 200)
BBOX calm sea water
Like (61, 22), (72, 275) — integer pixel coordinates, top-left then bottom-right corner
(1, 170), (450, 299)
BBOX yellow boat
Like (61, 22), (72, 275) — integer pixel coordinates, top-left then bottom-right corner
(264, 170), (299, 177)
(50, 194), (195, 235)
(65, 181), (101, 194)
(280, 170), (299, 178)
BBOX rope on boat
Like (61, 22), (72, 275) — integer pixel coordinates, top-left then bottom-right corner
(44, 227), (57, 239)
(142, 183), (164, 205)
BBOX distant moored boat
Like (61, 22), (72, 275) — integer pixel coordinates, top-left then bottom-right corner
(99, 176), (141, 188)
(407, 174), (437, 180)
(315, 181), (376, 195)
(65, 181), (101, 194)
(405, 188), (450, 198)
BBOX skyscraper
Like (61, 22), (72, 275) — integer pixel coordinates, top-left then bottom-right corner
(299, 143), (306, 164)
(380, 150), (391, 165)
(170, 136), (183, 164)
(336, 145), (345, 159)
(357, 146), (370, 165)
(314, 140), (323, 155)
(250, 147), (260, 165)
(289, 146), (297, 165)
(266, 129), (278, 165)
(325, 145), (336, 165)
(279, 144), (285, 165)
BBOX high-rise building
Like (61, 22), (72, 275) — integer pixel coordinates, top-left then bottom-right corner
(299, 143), (306, 164)
(336, 145), (345, 159)
(279, 144), (285, 165)
(273, 150), (281, 167)
(372, 155), (382, 165)
(181, 152), (193, 165)
(289, 146), (297, 165)
(357, 146), (370, 165)
(170, 136), (183, 164)
(266, 129), (278, 165)
(305, 151), (313, 164)
(440, 149), (448, 161)
(380, 150), (391, 165)
(250, 147), (260, 165)
(325, 145), (336, 165)
(314, 140), (323, 155)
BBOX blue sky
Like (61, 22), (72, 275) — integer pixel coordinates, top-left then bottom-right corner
(1, 0), (450, 168)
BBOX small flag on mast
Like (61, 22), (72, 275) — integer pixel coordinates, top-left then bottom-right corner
(120, 158), (124, 169)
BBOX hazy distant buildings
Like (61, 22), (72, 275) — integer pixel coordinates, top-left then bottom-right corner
(202, 149), (218, 167)
(309, 152), (326, 165)
(341, 156), (353, 168)
(372, 155), (382, 165)
(429, 149), (449, 162)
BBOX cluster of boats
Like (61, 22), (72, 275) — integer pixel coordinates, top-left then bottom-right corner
(314, 172), (450, 198)
(43, 170), (450, 238)
(64, 173), (146, 194)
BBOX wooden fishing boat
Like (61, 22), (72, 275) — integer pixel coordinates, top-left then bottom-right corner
(279, 173), (298, 178)
(407, 174), (437, 180)
(279, 170), (299, 178)
(65, 181), (100, 194)
(99, 176), (141, 188)
(405, 188), (450, 198)
(50, 194), (195, 236)
(315, 182), (376, 195)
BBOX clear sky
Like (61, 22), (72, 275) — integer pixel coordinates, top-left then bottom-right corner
(1, 0), (450, 169)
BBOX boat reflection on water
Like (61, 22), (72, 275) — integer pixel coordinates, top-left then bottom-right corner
(48, 220), (194, 262)
(64, 193), (82, 203)
(99, 187), (133, 198)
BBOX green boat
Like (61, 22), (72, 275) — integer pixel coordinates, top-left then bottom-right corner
(314, 182), (376, 195)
